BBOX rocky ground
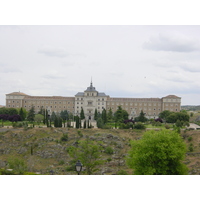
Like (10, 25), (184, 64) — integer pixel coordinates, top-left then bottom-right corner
(0, 127), (199, 175)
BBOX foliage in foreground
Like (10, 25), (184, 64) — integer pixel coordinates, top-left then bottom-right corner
(126, 129), (188, 175)
(67, 138), (104, 175)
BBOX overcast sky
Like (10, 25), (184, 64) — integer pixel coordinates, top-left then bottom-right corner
(0, 25), (200, 105)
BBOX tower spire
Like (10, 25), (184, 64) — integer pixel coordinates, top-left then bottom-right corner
(90, 77), (93, 87)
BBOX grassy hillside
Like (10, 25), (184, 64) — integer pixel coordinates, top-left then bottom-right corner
(0, 127), (200, 175)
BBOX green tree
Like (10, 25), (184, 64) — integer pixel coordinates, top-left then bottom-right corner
(51, 111), (56, 121)
(97, 118), (104, 128)
(102, 109), (107, 124)
(60, 110), (69, 121)
(94, 108), (98, 120)
(80, 107), (85, 120)
(19, 107), (26, 121)
(159, 110), (172, 121)
(135, 110), (148, 122)
(114, 106), (129, 123)
(67, 139), (104, 175)
(34, 114), (44, 125)
(27, 106), (35, 122)
(107, 108), (113, 122)
(126, 129), (188, 175)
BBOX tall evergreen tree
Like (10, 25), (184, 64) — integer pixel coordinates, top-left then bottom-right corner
(80, 107), (85, 120)
(107, 108), (113, 122)
(19, 107), (26, 121)
(94, 108), (98, 120)
(45, 109), (49, 127)
(102, 109), (107, 124)
(76, 116), (80, 129)
(27, 106), (35, 122)
(84, 120), (86, 129)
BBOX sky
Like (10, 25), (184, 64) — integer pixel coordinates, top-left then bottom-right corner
(0, 25), (200, 106)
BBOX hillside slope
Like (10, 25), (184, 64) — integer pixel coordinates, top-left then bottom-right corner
(0, 127), (199, 175)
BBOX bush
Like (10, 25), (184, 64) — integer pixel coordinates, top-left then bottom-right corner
(107, 158), (112, 162)
(77, 130), (83, 137)
(105, 146), (114, 154)
(7, 157), (27, 175)
(0, 168), (17, 175)
(188, 136), (192, 142)
(189, 143), (194, 152)
(59, 160), (65, 165)
(134, 122), (146, 130)
(165, 124), (170, 129)
(60, 134), (68, 142)
(116, 170), (128, 175)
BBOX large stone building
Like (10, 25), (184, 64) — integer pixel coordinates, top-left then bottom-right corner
(6, 82), (181, 120)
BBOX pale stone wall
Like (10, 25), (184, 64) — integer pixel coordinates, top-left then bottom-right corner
(5, 85), (181, 119)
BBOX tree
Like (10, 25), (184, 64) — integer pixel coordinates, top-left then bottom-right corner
(126, 129), (188, 175)
(159, 110), (172, 121)
(80, 107), (85, 120)
(67, 139), (104, 175)
(107, 108), (113, 122)
(102, 109), (107, 124)
(94, 108), (98, 120)
(51, 111), (56, 121)
(135, 110), (148, 122)
(34, 114), (44, 125)
(114, 106), (129, 123)
(97, 118), (104, 128)
(27, 106), (35, 122)
(60, 110), (69, 121)
(19, 107), (26, 121)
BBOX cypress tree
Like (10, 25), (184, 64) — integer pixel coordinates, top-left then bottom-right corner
(84, 120), (86, 129)
(94, 108), (98, 120)
(80, 107), (85, 120)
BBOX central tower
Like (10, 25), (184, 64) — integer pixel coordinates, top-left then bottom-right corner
(75, 81), (108, 120)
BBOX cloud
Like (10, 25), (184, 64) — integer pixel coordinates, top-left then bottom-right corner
(41, 70), (66, 79)
(143, 33), (200, 52)
(38, 46), (68, 58)
(164, 73), (192, 83)
(179, 62), (200, 72)
(0, 67), (22, 73)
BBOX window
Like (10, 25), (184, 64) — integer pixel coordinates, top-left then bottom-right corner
(88, 102), (92, 105)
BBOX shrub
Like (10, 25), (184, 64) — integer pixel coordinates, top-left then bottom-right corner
(188, 136), (193, 142)
(105, 146), (114, 154)
(134, 122), (146, 130)
(60, 134), (68, 142)
(116, 170), (128, 175)
(165, 124), (170, 129)
(7, 157), (27, 175)
(107, 158), (112, 162)
(0, 168), (17, 175)
(59, 160), (65, 165)
(77, 130), (83, 137)
(189, 143), (194, 152)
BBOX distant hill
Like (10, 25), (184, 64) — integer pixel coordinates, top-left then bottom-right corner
(0, 105), (5, 108)
(181, 105), (200, 111)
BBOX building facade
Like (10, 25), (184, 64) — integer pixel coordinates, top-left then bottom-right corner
(6, 82), (181, 120)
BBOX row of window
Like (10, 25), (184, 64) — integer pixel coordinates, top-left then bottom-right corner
(76, 98), (105, 101)
(24, 101), (73, 104)
(107, 102), (161, 106)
